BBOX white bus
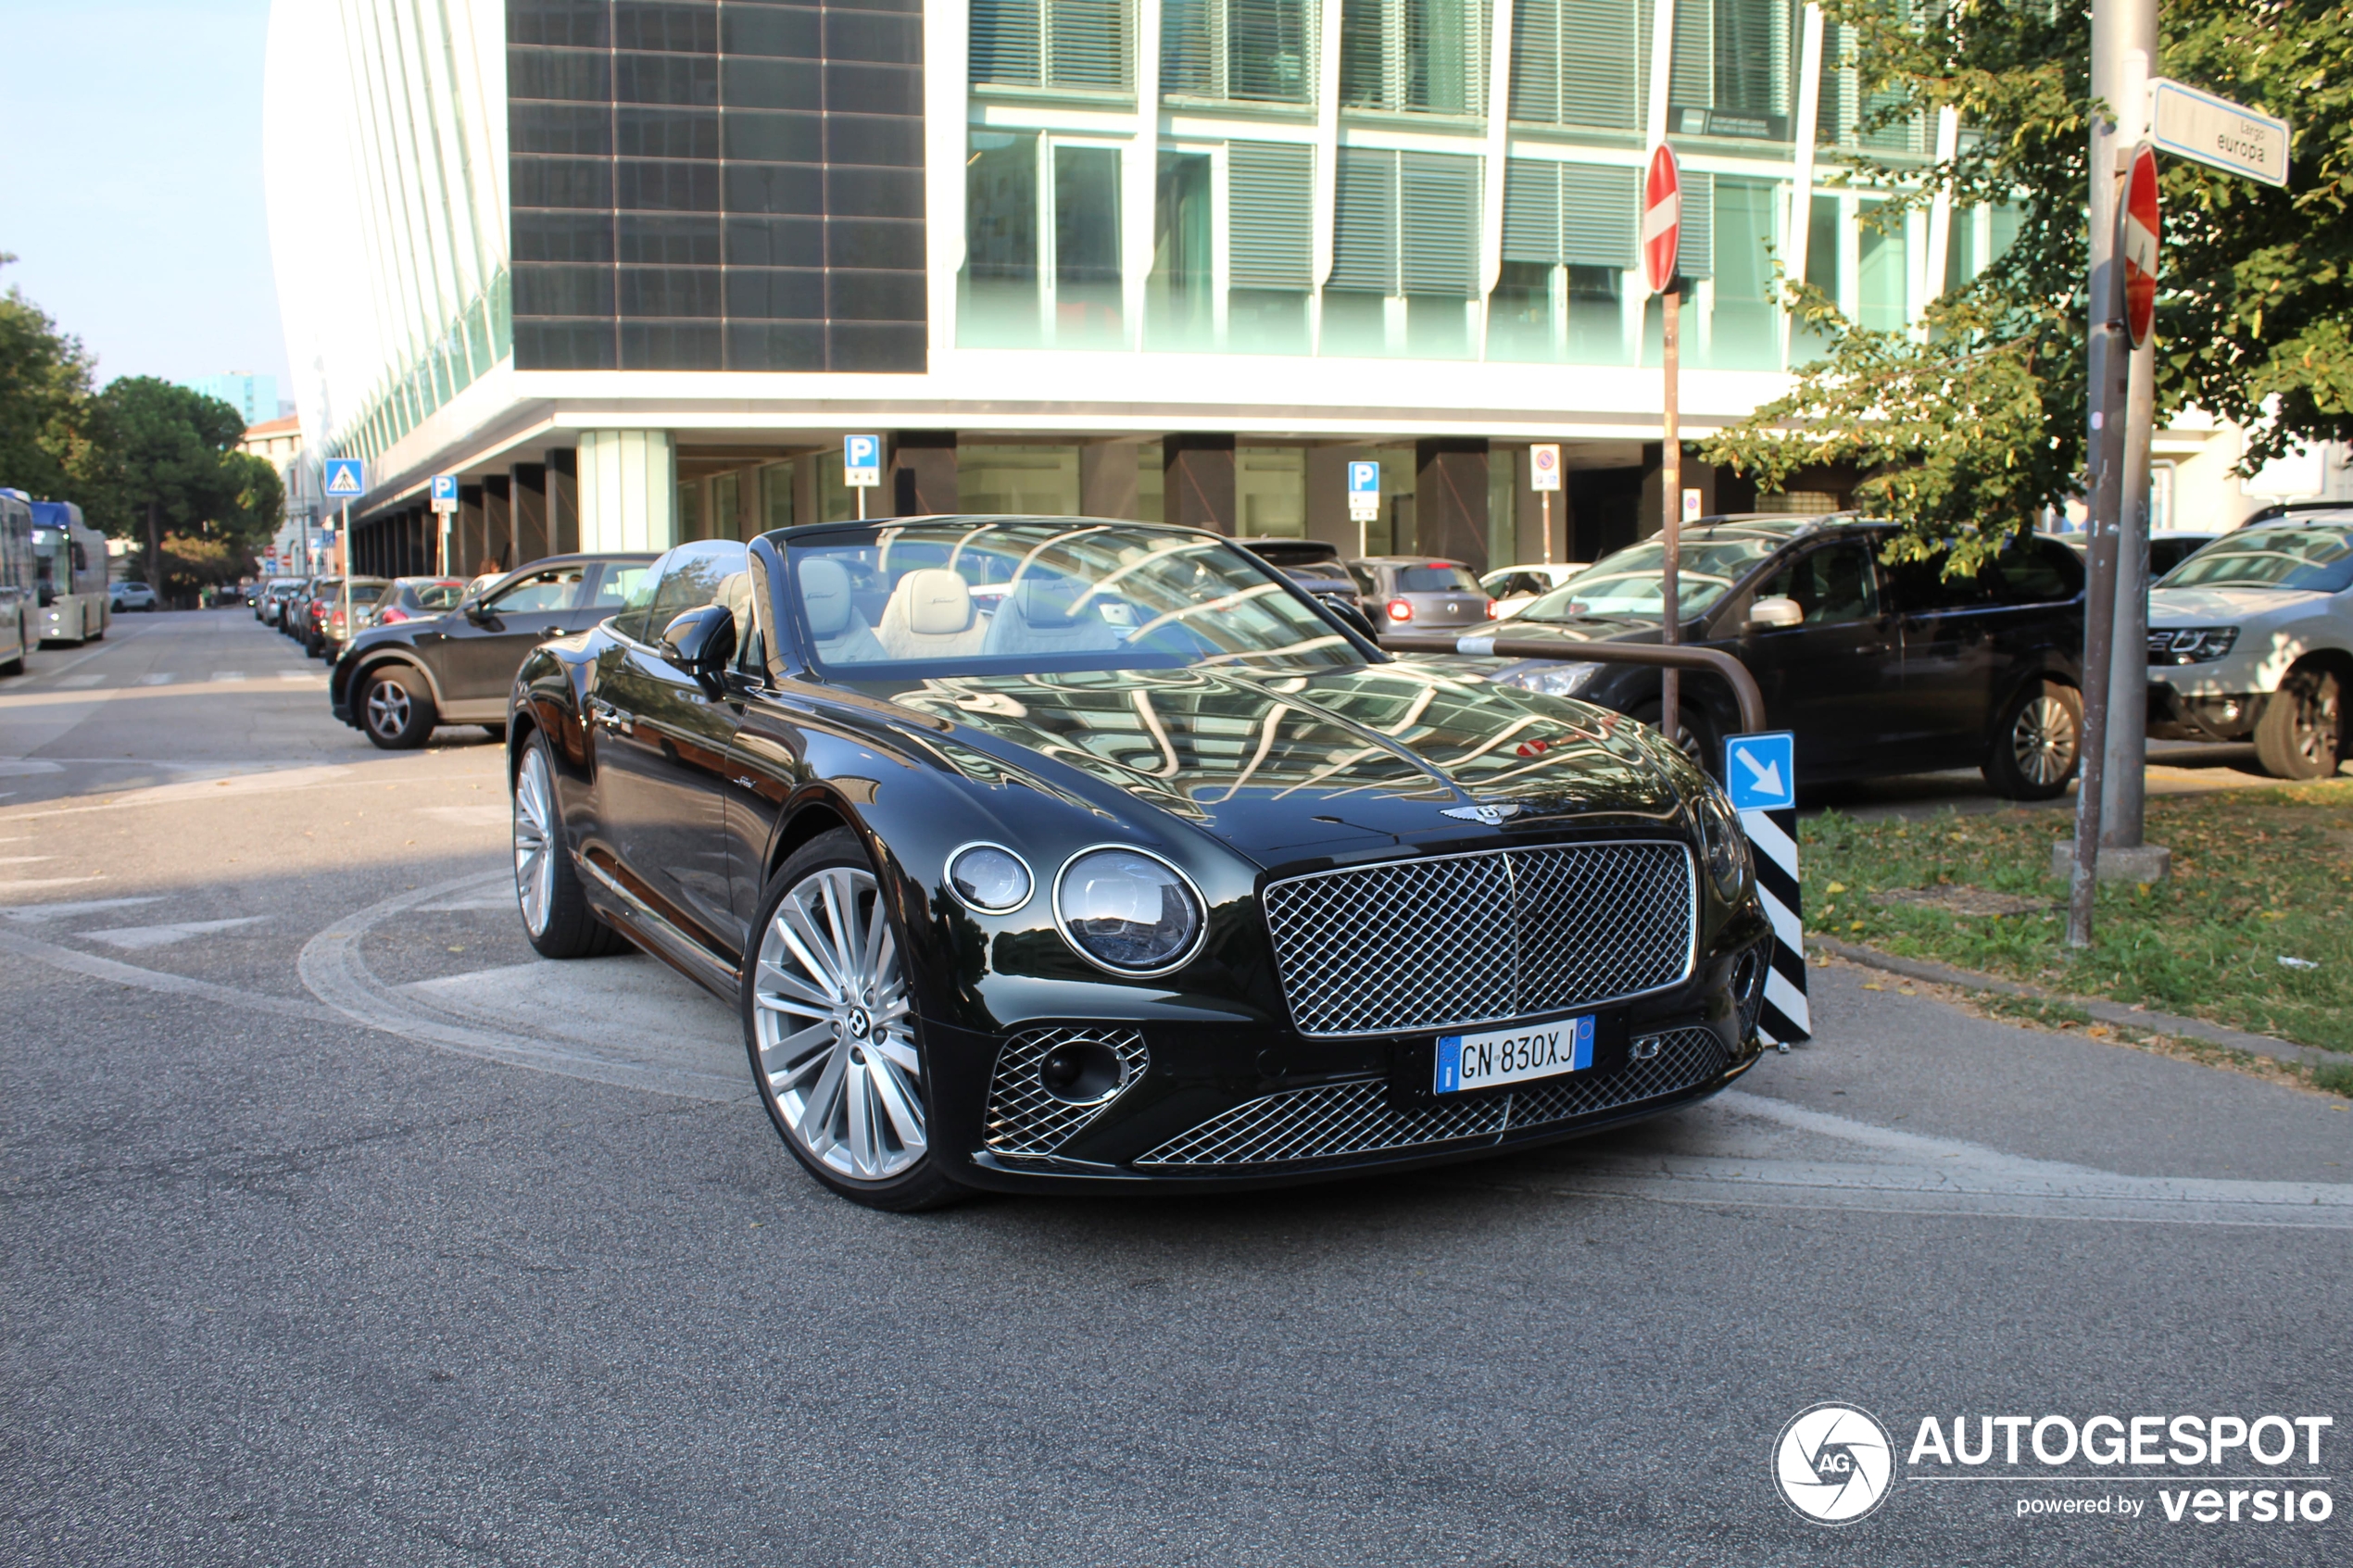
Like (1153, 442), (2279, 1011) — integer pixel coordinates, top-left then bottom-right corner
(0, 489), (32, 674)
(30, 500), (110, 645)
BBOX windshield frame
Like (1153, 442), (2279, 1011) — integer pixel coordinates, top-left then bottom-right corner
(766, 519), (1385, 684)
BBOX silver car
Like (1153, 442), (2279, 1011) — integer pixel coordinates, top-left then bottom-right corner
(1346, 556), (1492, 634)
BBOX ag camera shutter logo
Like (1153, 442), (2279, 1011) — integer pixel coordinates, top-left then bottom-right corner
(1775, 1403), (1895, 1524)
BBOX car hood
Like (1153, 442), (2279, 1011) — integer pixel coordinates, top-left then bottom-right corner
(1465, 614), (1669, 648)
(2149, 585), (2320, 622)
(853, 661), (1690, 866)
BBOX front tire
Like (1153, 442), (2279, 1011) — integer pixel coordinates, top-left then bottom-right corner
(511, 734), (628, 959)
(741, 830), (966, 1211)
(1982, 678), (2081, 800)
(1630, 698), (1723, 783)
(2252, 664), (2343, 780)
(359, 665), (436, 749)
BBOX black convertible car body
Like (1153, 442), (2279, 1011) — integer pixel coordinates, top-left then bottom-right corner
(507, 518), (1773, 1209)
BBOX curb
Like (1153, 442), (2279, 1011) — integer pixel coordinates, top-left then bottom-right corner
(1808, 935), (2341, 1073)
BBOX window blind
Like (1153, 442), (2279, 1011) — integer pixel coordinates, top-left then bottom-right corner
(1508, 0), (1647, 131)
(1339, 0), (1490, 117)
(1331, 147), (1481, 295)
(1163, 0), (1315, 104)
(1501, 160), (1637, 269)
(973, 0), (1135, 93)
(1228, 142), (1315, 287)
(1329, 147), (1399, 293)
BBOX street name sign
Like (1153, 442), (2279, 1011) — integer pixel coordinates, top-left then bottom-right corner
(2150, 78), (2289, 187)
(1347, 460), (1380, 521)
(1529, 445), (1560, 492)
(324, 458), (365, 497)
(2121, 144), (2160, 348)
(843, 434), (882, 489)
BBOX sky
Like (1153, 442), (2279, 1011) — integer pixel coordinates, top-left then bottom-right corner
(0, 0), (289, 393)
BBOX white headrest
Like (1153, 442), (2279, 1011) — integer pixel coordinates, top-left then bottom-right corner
(900, 569), (975, 635)
(798, 558), (854, 636)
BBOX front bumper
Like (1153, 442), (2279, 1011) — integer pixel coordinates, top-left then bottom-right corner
(923, 930), (1771, 1196)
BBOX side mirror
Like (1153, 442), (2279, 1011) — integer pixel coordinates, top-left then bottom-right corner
(1315, 592), (1379, 642)
(464, 597), (495, 625)
(661, 603), (737, 684)
(1743, 596), (1804, 633)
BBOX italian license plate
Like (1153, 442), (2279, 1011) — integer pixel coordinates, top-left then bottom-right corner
(1435, 1016), (1595, 1095)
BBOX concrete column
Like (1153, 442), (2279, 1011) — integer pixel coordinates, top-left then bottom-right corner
(547, 448), (580, 555)
(509, 467), (547, 564)
(1163, 433), (1237, 533)
(577, 431), (675, 553)
(484, 477), (514, 573)
(889, 431), (959, 517)
(1079, 442), (1139, 520)
(1415, 439), (1491, 574)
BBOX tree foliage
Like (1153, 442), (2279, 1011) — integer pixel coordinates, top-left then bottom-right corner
(0, 255), (95, 501)
(1703, 0), (2353, 578)
(72, 377), (283, 586)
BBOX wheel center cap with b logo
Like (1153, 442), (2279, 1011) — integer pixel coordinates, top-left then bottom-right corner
(846, 1007), (872, 1039)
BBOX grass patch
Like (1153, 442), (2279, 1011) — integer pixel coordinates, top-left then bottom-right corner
(1802, 778), (2353, 1055)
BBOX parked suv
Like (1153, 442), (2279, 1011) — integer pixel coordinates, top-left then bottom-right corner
(1234, 537), (1371, 630)
(2147, 508), (2352, 778)
(331, 553), (657, 748)
(110, 581), (158, 612)
(1347, 556), (1494, 633)
(1460, 514), (2087, 799)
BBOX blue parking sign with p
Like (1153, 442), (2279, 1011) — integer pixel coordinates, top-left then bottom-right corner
(1348, 460), (1378, 498)
(1724, 731), (1796, 812)
(431, 473), (459, 505)
(324, 458), (365, 497)
(843, 433), (881, 486)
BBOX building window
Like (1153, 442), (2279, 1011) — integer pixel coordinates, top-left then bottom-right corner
(1710, 178), (1780, 369)
(959, 445), (1084, 514)
(1055, 146), (1125, 345)
(1818, 21), (1924, 155)
(1857, 206), (1908, 332)
(1162, 0), (1316, 106)
(971, 0), (1136, 95)
(1326, 148), (1479, 358)
(1509, 0), (1648, 132)
(963, 132), (1042, 345)
(1149, 152), (1215, 349)
(1668, 0), (1796, 142)
(1339, 0), (1487, 119)
(1238, 447), (1308, 535)
(1227, 142), (1313, 355)
(1491, 160), (1636, 364)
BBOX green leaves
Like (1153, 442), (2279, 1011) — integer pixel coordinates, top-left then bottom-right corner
(1705, 0), (2353, 563)
(0, 261), (94, 502)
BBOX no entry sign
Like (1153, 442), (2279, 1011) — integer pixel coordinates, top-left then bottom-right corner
(1642, 144), (1681, 296)
(2121, 143), (2160, 348)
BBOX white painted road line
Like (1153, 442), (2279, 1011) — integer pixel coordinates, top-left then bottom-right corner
(213, 671), (247, 683)
(137, 673), (175, 685)
(80, 916), (270, 951)
(56, 674), (103, 688)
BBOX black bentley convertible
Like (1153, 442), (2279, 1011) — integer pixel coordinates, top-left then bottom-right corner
(508, 518), (1774, 1210)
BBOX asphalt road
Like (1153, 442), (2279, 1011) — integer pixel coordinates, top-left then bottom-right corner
(4, 610), (2347, 1567)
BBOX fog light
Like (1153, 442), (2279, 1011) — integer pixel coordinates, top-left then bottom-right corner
(1038, 1037), (1127, 1105)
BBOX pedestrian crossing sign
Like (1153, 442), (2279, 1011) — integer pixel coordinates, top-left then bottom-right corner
(324, 459), (365, 497)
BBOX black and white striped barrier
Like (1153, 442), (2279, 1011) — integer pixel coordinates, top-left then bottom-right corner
(1723, 731), (1809, 1048)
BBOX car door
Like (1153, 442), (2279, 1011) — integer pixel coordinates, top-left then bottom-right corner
(1884, 551), (2006, 769)
(439, 562), (591, 704)
(1730, 538), (1901, 779)
(586, 543), (751, 952)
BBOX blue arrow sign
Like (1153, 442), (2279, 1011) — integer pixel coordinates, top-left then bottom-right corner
(323, 458), (365, 497)
(1724, 730), (1795, 812)
(431, 473), (459, 505)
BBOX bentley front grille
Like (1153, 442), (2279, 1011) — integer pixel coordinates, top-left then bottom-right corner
(982, 1025), (1150, 1158)
(1134, 1027), (1728, 1169)
(1260, 842), (1695, 1038)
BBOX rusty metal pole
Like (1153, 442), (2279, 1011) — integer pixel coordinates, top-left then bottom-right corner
(1660, 286), (1682, 745)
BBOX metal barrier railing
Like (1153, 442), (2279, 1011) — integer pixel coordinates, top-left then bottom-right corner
(1379, 633), (1768, 736)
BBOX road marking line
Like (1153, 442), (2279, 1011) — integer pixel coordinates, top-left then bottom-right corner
(213, 671), (246, 683)
(0, 925), (341, 1023)
(57, 674), (103, 688)
(81, 916), (269, 950)
(137, 673), (175, 685)
(0, 896), (168, 922)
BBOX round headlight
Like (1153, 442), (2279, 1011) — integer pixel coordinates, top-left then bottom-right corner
(1696, 787), (1753, 899)
(1054, 847), (1205, 975)
(947, 843), (1033, 913)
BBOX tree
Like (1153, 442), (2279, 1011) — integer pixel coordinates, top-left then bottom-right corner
(0, 255), (94, 500)
(1702, 0), (2353, 579)
(73, 377), (282, 596)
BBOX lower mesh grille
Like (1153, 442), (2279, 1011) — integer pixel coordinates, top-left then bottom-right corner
(1133, 1026), (1728, 1169)
(983, 1026), (1150, 1157)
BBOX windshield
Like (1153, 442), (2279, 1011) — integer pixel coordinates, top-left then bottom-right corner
(1394, 563), (1481, 593)
(2157, 525), (2353, 594)
(784, 520), (1361, 678)
(1517, 536), (1783, 622)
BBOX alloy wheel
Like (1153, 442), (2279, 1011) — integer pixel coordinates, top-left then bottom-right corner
(512, 746), (557, 936)
(750, 866), (924, 1183)
(2011, 694), (2078, 787)
(365, 679), (412, 742)
(2288, 680), (2338, 769)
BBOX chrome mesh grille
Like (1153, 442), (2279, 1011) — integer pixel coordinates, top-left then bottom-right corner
(1505, 1027), (1728, 1127)
(1261, 842), (1694, 1037)
(983, 1026), (1150, 1157)
(1135, 1027), (1728, 1168)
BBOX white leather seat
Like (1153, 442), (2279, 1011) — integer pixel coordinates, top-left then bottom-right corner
(796, 558), (885, 663)
(981, 577), (1120, 657)
(876, 568), (987, 660)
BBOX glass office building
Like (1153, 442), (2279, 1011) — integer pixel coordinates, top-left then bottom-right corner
(267, 0), (1985, 577)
